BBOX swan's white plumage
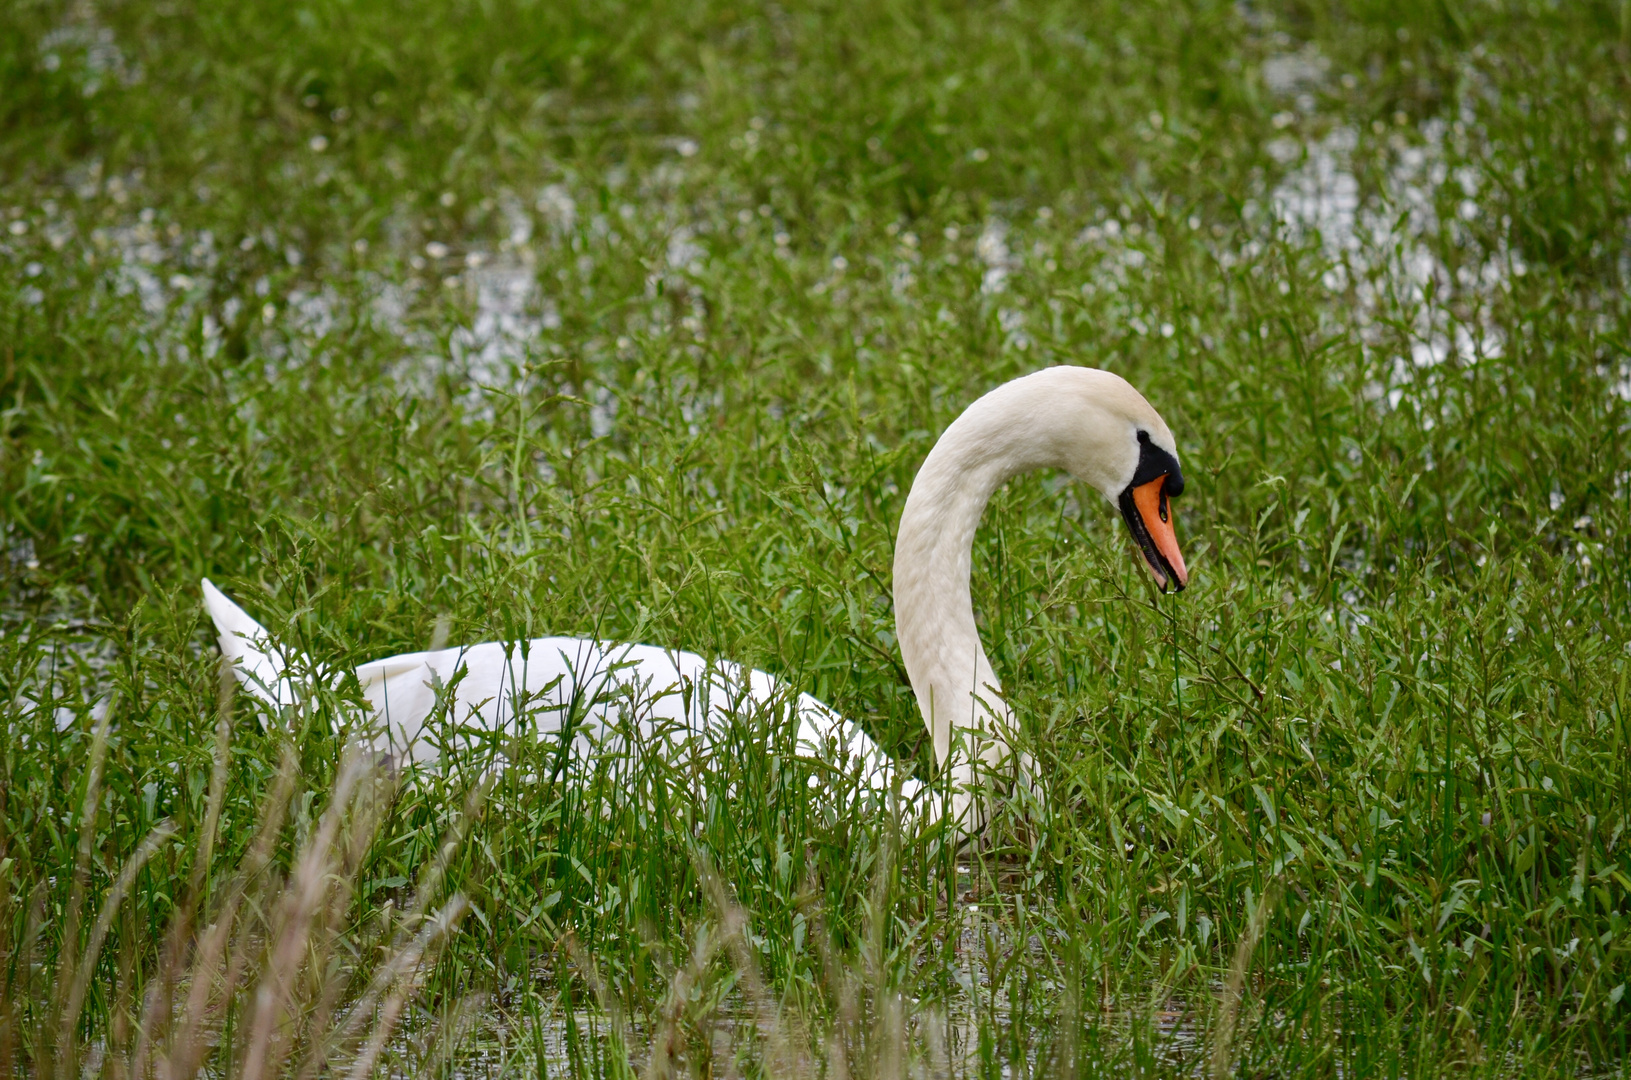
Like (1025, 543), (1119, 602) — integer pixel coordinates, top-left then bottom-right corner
(202, 579), (919, 797)
(204, 578), (294, 707)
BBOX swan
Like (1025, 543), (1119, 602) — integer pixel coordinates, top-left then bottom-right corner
(204, 365), (1188, 827)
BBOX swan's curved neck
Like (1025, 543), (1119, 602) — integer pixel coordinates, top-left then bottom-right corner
(893, 449), (1010, 767)
(892, 368), (1140, 772)
(894, 391), (1049, 769)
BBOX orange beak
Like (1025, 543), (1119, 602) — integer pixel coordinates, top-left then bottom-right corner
(1120, 475), (1189, 592)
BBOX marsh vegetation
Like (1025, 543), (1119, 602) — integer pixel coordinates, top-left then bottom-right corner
(2, 0), (1630, 1074)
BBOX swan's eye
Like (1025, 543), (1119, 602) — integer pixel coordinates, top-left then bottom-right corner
(1132, 429), (1183, 496)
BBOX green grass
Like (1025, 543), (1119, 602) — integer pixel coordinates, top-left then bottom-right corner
(3, 0), (1631, 1074)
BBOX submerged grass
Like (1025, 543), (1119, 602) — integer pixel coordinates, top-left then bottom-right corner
(2, 0), (1631, 1074)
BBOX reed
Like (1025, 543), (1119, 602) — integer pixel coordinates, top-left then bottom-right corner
(0, 687), (476, 1078)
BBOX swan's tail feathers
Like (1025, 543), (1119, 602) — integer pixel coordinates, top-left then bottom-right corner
(201, 578), (296, 708)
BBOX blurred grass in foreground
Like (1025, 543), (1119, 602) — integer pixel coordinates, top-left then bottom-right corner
(2, 0), (1630, 1074)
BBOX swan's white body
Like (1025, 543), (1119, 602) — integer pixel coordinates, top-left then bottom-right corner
(203, 580), (919, 796)
(206, 365), (1186, 829)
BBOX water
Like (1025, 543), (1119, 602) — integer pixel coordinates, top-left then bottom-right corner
(377, 878), (1210, 1079)
(18, 42), (1568, 441)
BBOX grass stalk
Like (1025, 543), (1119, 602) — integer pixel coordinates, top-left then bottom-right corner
(1210, 883), (1280, 1080)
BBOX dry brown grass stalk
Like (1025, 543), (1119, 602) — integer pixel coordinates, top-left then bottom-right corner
(641, 915), (722, 1080)
(239, 756), (365, 1080)
(48, 699), (114, 1080)
(342, 894), (471, 1080)
(56, 820), (178, 1076)
(3, 686), (479, 1080)
(1209, 883), (1280, 1080)
(691, 849), (815, 1080)
(560, 929), (635, 1072)
(147, 747), (301, 1080)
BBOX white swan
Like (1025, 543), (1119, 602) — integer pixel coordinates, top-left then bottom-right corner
(204, 365), (1188, 827)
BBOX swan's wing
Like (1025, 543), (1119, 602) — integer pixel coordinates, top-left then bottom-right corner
(199, 586), (926, 803)
(355, 640), (585, 760)
(782, 685), (925, 799)
(353, 649), (451, 759)
(355, 637), (680, 762)
(201, 579), (295, 708)
(792, 691), (874, 757)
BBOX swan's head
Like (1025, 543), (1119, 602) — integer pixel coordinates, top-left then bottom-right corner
(1043, 369), (1190, 593)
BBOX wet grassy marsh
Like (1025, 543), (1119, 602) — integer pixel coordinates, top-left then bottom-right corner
(2, 0), (1631, 1074)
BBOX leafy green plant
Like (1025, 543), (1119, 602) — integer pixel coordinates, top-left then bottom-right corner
(2, 0), (1629, 1074)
